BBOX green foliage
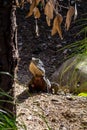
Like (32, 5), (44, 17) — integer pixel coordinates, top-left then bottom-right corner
(0, 71), (13, 78)
(0, 87), (27, 130)
(0, 73), (17, 130)
(57, 18), (87, 94)
(0, 71), (14, 106)
(78, 92), (87, 97)
(0, 88), (13, 100)
(0, 109), (17, 130)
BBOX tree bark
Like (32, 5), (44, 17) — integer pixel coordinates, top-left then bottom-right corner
(0, 0), (18, 114)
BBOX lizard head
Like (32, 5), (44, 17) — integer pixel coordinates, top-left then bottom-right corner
(29, 57), (45, 76)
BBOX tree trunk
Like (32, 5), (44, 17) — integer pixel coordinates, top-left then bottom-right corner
(0, 0), (18, 114)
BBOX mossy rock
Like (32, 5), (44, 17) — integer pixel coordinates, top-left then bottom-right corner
(51, 54), (87, 94)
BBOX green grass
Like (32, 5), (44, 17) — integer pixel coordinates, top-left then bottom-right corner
(0, 109), (17, 130)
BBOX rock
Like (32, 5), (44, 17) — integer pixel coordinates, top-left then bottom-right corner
(50, 82), (59, 94)
(66, 95), (74, 100)
(51, 54), (87, 94)
(81, 118), (87, 126)
(59, 125), (68, 130)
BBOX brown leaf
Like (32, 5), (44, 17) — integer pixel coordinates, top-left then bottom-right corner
(27, 0), (33, 4)
(25, 0), (36, 18)
(25, 0), (41, 18)
(46, 16), (51, 26)
(20, 0), (25, 7)
(33, 7), (41, 19)
(16, 0), (25, 7)
(27, 0), (41, 5)
(65, 6), (75, 31)
(51, 14), (63, 39)
(15, 0), (20, 7)
(36, 0), (41, 5)
(44, 0), (54, 19)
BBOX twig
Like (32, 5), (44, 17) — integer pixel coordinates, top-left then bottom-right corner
(58, 4), (69, 10)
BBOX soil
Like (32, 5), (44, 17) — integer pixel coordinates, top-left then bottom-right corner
(16, 1), (87, 130)
(16, 84), (87, 130)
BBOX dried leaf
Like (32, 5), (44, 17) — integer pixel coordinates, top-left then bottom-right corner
(25, 0), (36, 18)
(20, 0), (25, 8)
(16, 0), (25, 7)
(74, 3), (78, 20)
(51, 22), (57, 36)
(51, 14), (63, 39)
(65, 6), (75, 31)
(33, 7), (41, 19)
(46, 16), (51, 26)
(25, 0), (41, 18)
(15, 0), (20, 7)
(27, 0), (33, 4)
(36, 0), (41, 5)
(44, 0), (54, 19)
(35, 19), (39, 36)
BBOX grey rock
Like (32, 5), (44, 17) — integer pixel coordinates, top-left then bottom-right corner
(51, 54), (87, 94)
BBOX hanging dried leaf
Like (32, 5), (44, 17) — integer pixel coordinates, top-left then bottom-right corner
(74, 3), (78, 20)
(65, 6), (75, 31)
(25, 0), (36, 18)
(15, 0), (20, 7)
(27, 0), (33, 4)
(35, 19), (39, 36)
(51, 13), (63, 39)
(36, 0), (41, 5)
(51, 24), (57, 36)
(20, 0), (25, 8)
(44, 0), (54, 19)
(33, 7), (41, 19)
(25, 0), (41, 18)
(46, 16), (51, 26)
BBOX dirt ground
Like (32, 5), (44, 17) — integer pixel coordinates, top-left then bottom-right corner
(16, 83), (87, 130)
(16, 1), (87, 130)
